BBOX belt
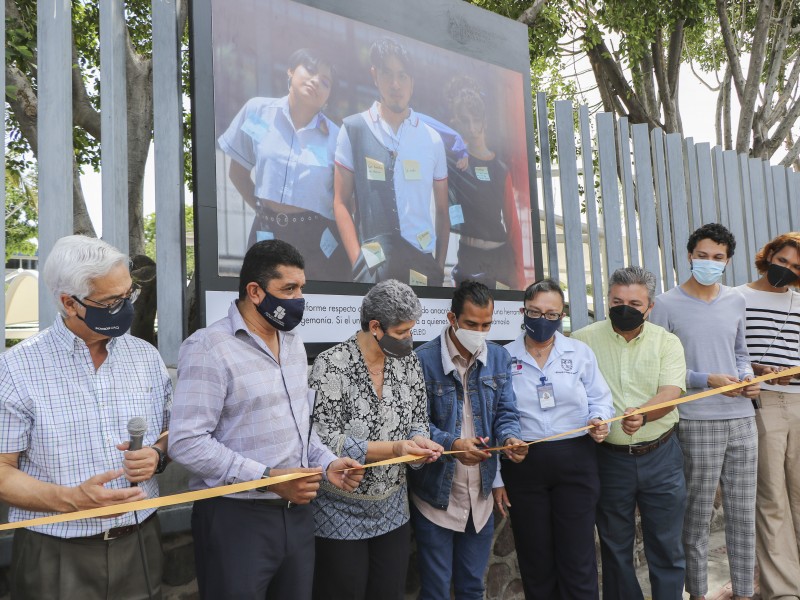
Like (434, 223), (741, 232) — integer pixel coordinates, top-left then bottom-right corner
(602, 426), (675, 457)
(82, 512), (156, 541)
(260, 208), (324, 227)
(459, 235), (505, 250)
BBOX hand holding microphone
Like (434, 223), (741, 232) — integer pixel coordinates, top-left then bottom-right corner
(117, 417), (158, 485)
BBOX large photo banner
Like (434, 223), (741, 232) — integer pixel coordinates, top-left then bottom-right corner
(210, 0), (536, 291)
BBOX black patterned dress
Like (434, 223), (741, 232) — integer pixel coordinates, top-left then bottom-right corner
(309, 334), (430, 539)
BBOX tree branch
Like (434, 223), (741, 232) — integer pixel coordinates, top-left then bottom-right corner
(761, 0), (793, 122)
(779, 133), (800, 168)
(652, 32), (679, 132)
(71, 44), (101, 140)
(715, 0), (747, 100)
(6, 64), (39, 156)
(666, 19), (684, 96)
(586, 38), (661, 129)
(735, 0), (775, 154)
(517, 0), (547, 26)
(764, 95), (800, 156)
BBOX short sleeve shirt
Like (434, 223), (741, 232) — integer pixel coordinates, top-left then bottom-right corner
(218, 96), (340, 219)
(571, 320), (686, 444)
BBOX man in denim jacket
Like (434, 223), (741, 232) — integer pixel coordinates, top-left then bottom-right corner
(409, 280), (527, 600)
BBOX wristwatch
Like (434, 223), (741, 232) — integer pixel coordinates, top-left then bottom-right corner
(151, 445), (168, 474)
(256, 467), (272, 493)
(640, 412), (648, 426)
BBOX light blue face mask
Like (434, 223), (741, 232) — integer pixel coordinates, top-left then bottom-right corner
(691, 259), (726, 286)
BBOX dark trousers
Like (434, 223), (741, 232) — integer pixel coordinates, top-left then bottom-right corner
(501, 435), (601, 600)
(192, 497), (314, 600)
(411, 503), (494, 600)
(10, 514), (162, 600)
(452, 241), (516, 289)
(596, 435), (686, 600)
(312, 522), (411, 600)
(351, 233), (444, 286)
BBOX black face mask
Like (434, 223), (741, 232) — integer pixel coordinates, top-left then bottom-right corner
(256, 287), (305, 332)
(767, 263), (798, 288)
(608, 305), (647, 332)
(74, 298), (135, 337)
(523, 315), (561, 343)
(375, 329), (414, 358)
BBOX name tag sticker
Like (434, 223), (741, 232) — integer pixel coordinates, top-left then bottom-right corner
(537, 382), (556, 409)
(256, 231), (275, 242)
(416, 230), (433, 250)
(475, 166), (491, 181)
(241, 116), (269, 142)
(320, 228), (339, 258)
(361, 241), (386, 268)
(403, 159), (422, 180)
(449, 204), (465, 226)
(409, 269), (428, 287)
(365, 157), (386, 181)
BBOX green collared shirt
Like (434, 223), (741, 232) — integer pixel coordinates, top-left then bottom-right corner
(571, 320), (686, 445)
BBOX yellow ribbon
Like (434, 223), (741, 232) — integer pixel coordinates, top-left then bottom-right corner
(2, 365), (797, 532)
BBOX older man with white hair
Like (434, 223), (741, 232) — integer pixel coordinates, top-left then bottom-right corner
(0, 235), (172, 599)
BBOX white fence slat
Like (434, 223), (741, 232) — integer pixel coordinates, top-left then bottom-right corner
(738, 154), (756, 280)
(596, 113), (625, 276)
(772, 165), (791, 236)
(695, 142), (716, 224)
(554, 101), (589, 330)
(684, 138), (701, 230)
(100, 0), (130, 254)
(712, 146), (728, 226)
(537, 93), (559, 278)
(578, 105), (605, 320)
(632, 124), (662, 292)
(749, 158), (770, 250)
(153, 0), (187, 366)
(722, 150), (748, 285)
(37, 0), (74, 330)
(665, 134), (691, 283)
(651, 129), (675, 290)
(617, 118), (639, 265)
(764, 160), (778, 238)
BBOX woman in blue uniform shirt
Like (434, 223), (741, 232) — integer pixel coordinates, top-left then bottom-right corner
(218, 48), (349, 280)
(493, 278), (613, 599)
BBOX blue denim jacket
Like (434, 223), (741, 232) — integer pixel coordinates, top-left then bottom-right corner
(408, 330), (521, 509)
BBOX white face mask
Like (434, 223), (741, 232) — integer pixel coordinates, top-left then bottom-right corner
(454, 324), (489, 355)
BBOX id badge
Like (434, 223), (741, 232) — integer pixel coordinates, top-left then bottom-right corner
(537, 382), (556, 409)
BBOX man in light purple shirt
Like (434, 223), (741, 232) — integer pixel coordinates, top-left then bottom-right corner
(169, 240), (364, 600)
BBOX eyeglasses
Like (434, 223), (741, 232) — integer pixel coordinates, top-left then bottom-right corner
(523, 308), (562, 321)
(74, 284), (141, 314)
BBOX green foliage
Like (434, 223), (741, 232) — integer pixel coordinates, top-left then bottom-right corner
(4, 0), (192, 183)
(5, 168), (38, 261)
(143, 205), (195, 279)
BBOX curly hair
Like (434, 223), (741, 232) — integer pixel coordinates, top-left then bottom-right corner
(360, 279), (422, 331)
(445, 75), (485, 123)
(687, 223), (736, 257)
(754, 232), (800, 286)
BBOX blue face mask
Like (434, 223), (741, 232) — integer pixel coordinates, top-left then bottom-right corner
(256, 287), (305, 332)
(691, 259), (726, 286)
(74, 297), (135, 337)
(524, 314), (561, 343)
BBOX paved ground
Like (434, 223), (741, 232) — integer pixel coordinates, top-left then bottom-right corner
(635, 528), (761, 600)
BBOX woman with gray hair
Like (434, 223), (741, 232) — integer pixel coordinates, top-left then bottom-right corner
(310, 279), (443, 600)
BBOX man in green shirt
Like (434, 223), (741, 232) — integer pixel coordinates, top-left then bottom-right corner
(572, 266), (687, 600)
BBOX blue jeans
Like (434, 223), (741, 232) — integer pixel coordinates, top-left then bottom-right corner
(596, 434), (687, 600)
(411, 502), (494, 600)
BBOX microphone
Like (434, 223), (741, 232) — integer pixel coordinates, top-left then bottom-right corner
(127, 416), (147, 451)
(127, 417), (147, 487)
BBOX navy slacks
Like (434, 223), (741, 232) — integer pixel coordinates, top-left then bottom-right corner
(501, 434), (601, 600)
